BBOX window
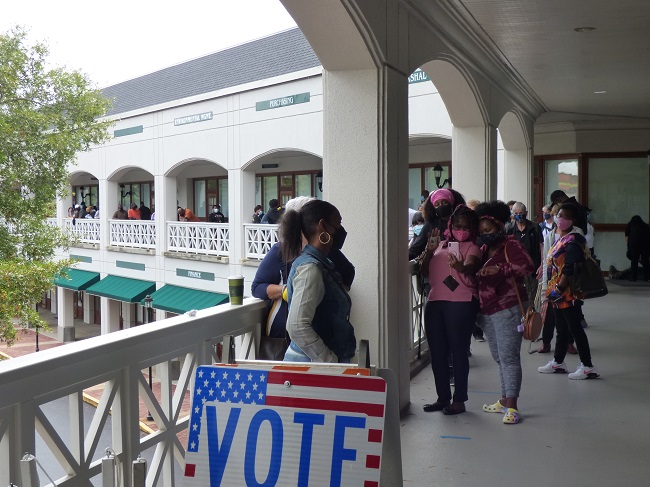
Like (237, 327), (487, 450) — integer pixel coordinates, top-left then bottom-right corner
(408, 163), (451, 209)
(544, 159), (578, 205)
(118, 181), (154, 210)
(193, 177), (228, 221)
(257, 171), (322, 207)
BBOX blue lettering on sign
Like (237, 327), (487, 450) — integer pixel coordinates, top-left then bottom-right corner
(207, 406), (241, 486)
(244, 409), (283, 487)
(294, 412), (325, 487)
(330, 416), (366, 487)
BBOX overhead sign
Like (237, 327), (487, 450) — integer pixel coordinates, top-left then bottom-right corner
(408, 69), (430, 84)
(256, 92), (310, 111)
(174, 111), (213, 126)
(177, 268), (215, 281)
(183, 365), (387, 487)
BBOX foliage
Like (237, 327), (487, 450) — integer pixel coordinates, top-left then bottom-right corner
(0, 26), (112, 345)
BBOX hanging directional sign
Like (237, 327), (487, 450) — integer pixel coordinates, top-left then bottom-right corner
(182, 364), (387, 487)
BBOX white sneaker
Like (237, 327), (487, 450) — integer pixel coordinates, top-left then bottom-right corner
(568, 363), (599, 380)
(538, 360), (567, 374)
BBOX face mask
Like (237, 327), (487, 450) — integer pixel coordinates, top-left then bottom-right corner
(478, 232), (501, 247)
(257, 210), (263, 215)
(556, 217), (573, 231)
(543, 213), (552, 221)
(513, 214), (526, 222)
(435, 204), (453, 219)
(413, 224), (424, 236)
(331, 225), (347, 251)
(553, 215), (559, 224)
(586, 213), (592, 222)
(452, 229), (471, 242)
(420, 196), (425, 203)
(213, 208), (218, 213)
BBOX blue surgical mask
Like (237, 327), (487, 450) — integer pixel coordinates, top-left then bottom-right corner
(513, 213), (526, 222)
(420, 196), (425, 202)
(413, 224), (424, 236)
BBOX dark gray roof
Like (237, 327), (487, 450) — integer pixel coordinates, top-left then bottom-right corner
(102, 28), (320, 116)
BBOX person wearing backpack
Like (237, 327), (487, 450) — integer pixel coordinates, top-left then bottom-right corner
(538, 204), (599, 380)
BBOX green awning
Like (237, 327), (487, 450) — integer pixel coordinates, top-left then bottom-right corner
(53, 269), (101, 291)
(86, 275), (156, 303)
(144, 285), (229, 314)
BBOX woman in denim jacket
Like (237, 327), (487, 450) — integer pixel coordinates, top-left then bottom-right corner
(280, 200), (356, 363)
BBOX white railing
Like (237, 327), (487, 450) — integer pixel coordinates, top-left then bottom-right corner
(409, 260), (429, 363)
(167, 222), (229, 256)
(0, 299), (266, 487)
(243, 223), (279, 260)
(110, 219), (156, 249)
(64, 218), (101, 243)
(46, 217), (58, 228)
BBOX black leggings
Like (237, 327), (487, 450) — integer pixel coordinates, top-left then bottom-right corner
(553, 305), (592, 367)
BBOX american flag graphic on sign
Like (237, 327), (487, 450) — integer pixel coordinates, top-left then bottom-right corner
(183, 365), (387, 487)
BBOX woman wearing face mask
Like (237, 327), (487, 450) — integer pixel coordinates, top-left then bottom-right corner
(280, 199), (355, 363)
(538, 204), (599, 379)
(475, 201), (534, 425)
(422, 205), (481, 415)
(408, 188), (466, 260)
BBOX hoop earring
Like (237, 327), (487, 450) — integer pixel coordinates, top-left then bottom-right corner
(319, 232), (331, 245)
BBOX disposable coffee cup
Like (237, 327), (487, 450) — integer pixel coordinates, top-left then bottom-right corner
(228, 275), (244, 305)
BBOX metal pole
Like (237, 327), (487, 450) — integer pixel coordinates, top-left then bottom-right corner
(143, 295), (154, 421)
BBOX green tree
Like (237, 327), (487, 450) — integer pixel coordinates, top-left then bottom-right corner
(0, 27), (112, 345)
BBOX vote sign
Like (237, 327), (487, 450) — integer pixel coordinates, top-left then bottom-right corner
(183, 365), (387, 487)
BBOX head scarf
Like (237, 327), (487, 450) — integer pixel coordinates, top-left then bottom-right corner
(430, 188), (455, 206)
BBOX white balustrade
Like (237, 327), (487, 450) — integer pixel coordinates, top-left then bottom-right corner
(64, 218), (101, 243)
(45, 218), (58, 228)
(0, 299), (267, 487)
(167, 222), (229, 256)
(243, 223), (279, 259)
(109, 219), (156, 249)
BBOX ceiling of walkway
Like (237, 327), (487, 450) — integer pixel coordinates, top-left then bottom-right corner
(426, 0), (650, 119)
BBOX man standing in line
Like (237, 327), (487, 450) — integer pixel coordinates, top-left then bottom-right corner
(139, 201), (152, 221)
(261, 199), (284, 224)
(506, 202), (544, 301)
(208, 204), (226, 223)
(539, 205), (556, 239)
(112, 204), (128, 220)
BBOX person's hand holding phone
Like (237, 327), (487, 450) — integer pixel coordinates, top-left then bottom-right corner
(427, 228), (441, 253)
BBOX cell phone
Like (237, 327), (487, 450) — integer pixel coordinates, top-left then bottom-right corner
(448, 241), (460, 258)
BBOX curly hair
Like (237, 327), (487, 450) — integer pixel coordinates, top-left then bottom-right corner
(422, 188), (467, 224)
(475, 200), (511, 226)
(448, 205), (480, 242)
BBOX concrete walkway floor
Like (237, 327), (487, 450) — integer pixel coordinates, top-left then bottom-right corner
(401, 282), (650, 487)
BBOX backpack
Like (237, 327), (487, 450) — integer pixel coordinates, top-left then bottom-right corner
(572, 250), (608, 299)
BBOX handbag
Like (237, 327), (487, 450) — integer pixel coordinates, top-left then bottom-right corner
(258, 334), (289, 361)
(504, 243), (543, 352)
(572, 250), (608, 299)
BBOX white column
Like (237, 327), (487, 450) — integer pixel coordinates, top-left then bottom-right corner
(451, 125), (498, 201)
(156, 175), (177, 258)
(57, 288), (75, 342)
(83, 292), (91, 324)
(100, 297), (121, 334)
(51, 287), (58, 316)
(323, 66), (411, 409)
(503, 148), (534, 213)
(121, 303), (134, 329)
(100, 179), (119, 250)
(230, 168), (256, 267)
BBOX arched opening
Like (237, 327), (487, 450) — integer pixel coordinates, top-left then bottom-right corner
(243, 149), (323, 208)
(165, 158), (228, 221)
(69, 170), (100, 217)
(108, 165), (156, 216)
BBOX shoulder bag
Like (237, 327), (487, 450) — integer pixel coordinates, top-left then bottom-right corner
(572, 249), (608, 299)
(504, 243), (543, 353)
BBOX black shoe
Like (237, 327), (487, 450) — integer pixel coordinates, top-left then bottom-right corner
(442, 404), (466, 415)
(423, 401), (449, 412)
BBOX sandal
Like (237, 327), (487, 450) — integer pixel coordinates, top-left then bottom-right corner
(502, 408), (521, 424)
(482, 400), (505, 413)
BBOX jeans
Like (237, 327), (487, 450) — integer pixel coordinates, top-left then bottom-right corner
(283, 342), (313, 363)
(478, 305), (523, 398)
